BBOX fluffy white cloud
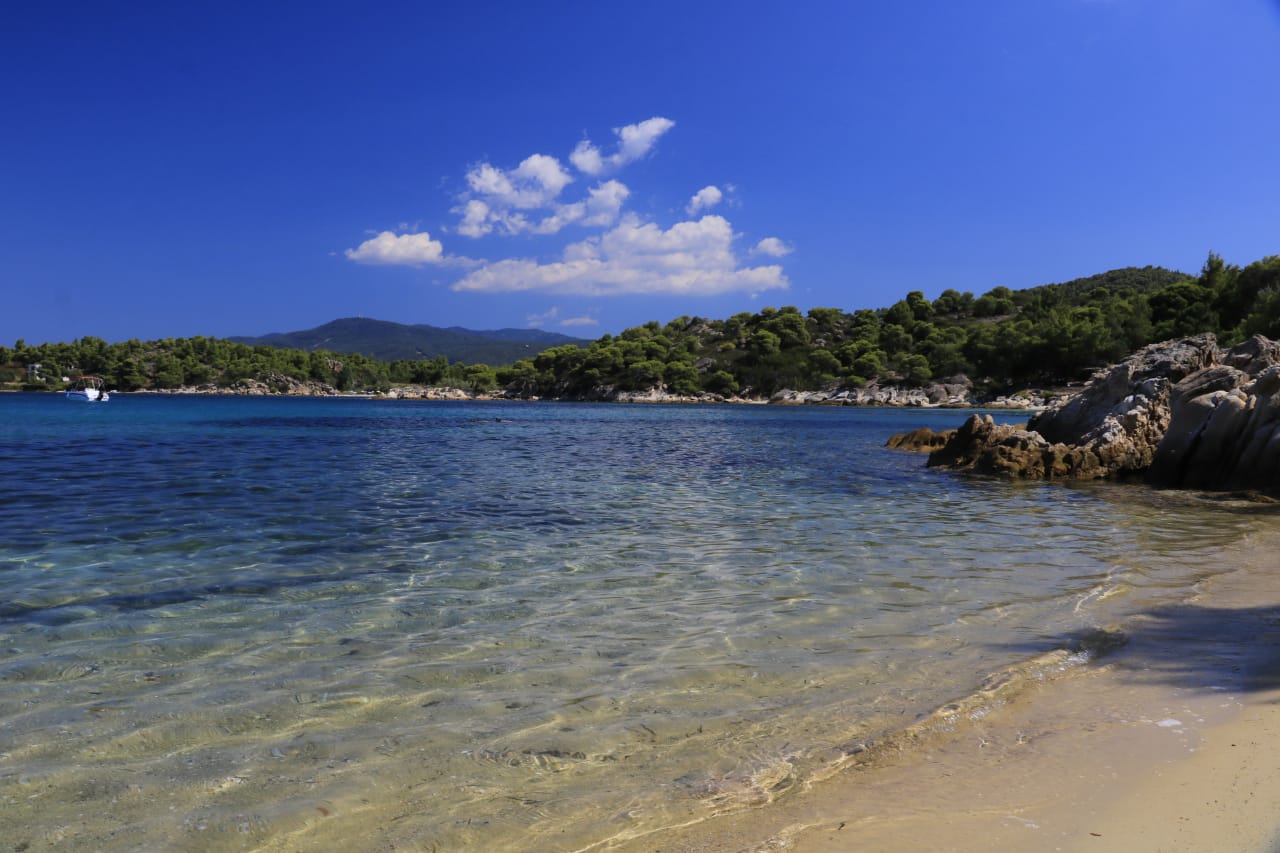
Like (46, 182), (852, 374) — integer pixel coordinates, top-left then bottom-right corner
(581, 179), (630, 226)
(571, 117), (676, 176)
(459, 179), (630, 237)
(453, 117), (672, 238)
(452, 214), (788, 296)
(560, 315), (599, 327)
(353, 117), (792, 296)
(687, 185), (723, 215)
(465, 153), (573, 211)
(456, 200), (492, 238)
(568, 140), (603, 176)
(616, 117), (676, 163)
(752, 237), (793, 257)
(346, 231), (446, 266)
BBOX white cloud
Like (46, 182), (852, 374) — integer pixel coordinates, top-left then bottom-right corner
(458, 179), (630, 237)
(581, 179), (630, 226)
(526, 307), (599, 328)
(456, 200), (492, 238)
(353, 117), (792, 297)
(571, 117), (676, 175)
(452, 214), (788, 297)
(569, 140), (604, 176)
(345, 231), (446, 266)
(465, 153), (573, 211)
(453, 117), (672, 238)
(616, 117), (676, 163)
(752, 237), (793, 257)
(687, 185), (723, 215)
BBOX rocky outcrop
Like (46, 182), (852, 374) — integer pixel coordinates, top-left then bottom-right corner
(231, 375), (340, 396)
(382, 385), (495, 400)
(770, 384), (970, 407)
(1029, 334), (1217, 452)
(903, 334), (1280, 496)
(767, 379), (1048, 409)
(150, 376), (340, 395)
(884, 427), (954, 452)
(1148, 335), (1280, 491)
(604, 387), (725, 404)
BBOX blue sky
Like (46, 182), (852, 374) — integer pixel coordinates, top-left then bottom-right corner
(3, 0), (1278, 346)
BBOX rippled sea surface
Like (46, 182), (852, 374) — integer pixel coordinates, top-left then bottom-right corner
(0, 394), (1269, 851)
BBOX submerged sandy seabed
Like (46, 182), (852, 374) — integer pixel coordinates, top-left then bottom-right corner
(639, 523), (1280, 853)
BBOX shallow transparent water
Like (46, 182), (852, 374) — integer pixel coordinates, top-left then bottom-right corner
(0, 394), (1267, 851)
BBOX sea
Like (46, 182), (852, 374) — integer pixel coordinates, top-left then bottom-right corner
(0, 393), (1274, 851)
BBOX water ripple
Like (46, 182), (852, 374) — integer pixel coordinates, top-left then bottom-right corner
(0, 395), (1269, 850)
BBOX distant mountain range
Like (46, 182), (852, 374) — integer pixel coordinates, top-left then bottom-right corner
(229, 318), (592, 365)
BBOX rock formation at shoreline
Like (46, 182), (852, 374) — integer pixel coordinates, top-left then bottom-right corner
(1148, 335), (1280, 491)
(381, 385), (493, 400)
(767, 380), (1046, 409)
(899, 334), (1280, 496)
(885, 427), (953, 452)
(118, 371), (1049, 408)
(151, 376), (341, 396)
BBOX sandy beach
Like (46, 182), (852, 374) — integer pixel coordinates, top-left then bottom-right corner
(637, 521), (1280, 853)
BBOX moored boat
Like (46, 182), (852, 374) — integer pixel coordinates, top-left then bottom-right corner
(66, 375), (110, 402)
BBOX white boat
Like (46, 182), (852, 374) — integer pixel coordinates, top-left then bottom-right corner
(66, 375), (110, 402)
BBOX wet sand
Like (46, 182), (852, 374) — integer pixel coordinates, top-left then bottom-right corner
(637, 526), (1280, 853)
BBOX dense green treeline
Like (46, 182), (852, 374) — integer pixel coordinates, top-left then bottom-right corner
(0, 335), (501, 394)
(495, 253), (1280, 397)
(4, 252), (1278, 397)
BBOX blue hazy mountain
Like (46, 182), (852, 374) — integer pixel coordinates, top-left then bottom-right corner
(229, 317), (591, 365)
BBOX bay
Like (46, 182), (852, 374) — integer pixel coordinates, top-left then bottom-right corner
(0, 393), (1266, 851)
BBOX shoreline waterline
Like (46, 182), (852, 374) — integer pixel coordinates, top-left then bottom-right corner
(2, 386), (1052, 412)
(644, 520), (1280, 852)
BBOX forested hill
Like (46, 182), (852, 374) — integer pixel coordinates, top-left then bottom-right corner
(495, 254), (1280, 399)
(228, 317), (590, 365)
(3, 252), (1278, 397)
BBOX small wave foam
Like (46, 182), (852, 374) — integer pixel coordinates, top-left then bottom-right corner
(1075, 580), (1131, 614)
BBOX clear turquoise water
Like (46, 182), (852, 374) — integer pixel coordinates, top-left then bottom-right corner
(0, 394), (1266, 851)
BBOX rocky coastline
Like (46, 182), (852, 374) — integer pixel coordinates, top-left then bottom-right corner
(765, 382), (1047, 409)
(137, 376), (1051, 409)
(890, 333), (1280, 497)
